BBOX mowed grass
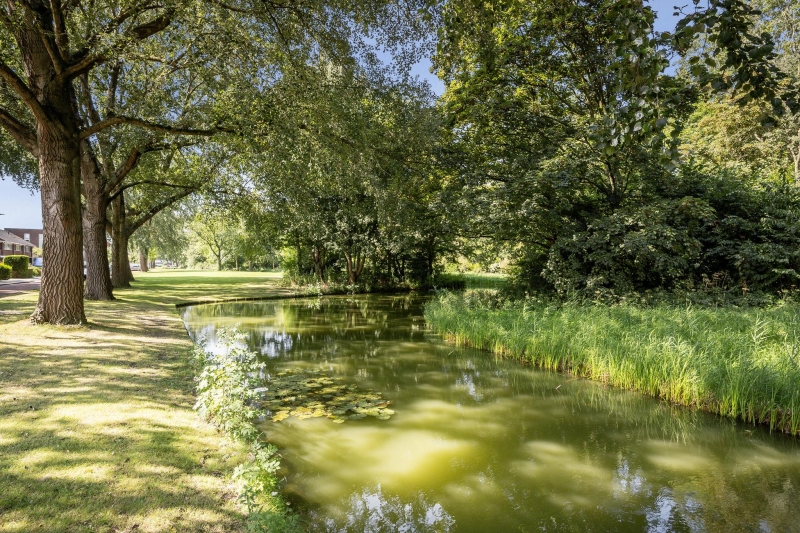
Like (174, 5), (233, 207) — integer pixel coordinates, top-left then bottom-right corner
(0, 270), (291, 533)
(425, 291), (800, 435)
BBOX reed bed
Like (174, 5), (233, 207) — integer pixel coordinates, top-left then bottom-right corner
(424, 291), (800, 435)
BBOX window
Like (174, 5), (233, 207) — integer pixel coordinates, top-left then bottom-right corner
(24, 233), (30, 241)
(3, 243), (10, 250)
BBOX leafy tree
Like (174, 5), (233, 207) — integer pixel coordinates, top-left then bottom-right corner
(130, 207), (189, 270)
(0, 0), (434, 324)
(190, 206), (238, 271)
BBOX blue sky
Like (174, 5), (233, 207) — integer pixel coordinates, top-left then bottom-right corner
(0, 0), (680, 230)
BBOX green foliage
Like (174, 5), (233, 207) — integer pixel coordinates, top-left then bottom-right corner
(426, 291), (800, 435)
(2, 255), (30, 278)
(0, 263), (11, 280)
(543, 197), (715, 294)
(193, 330), (301, 533)
(29, 267), (41, 277)
(673, 0), (799, 116)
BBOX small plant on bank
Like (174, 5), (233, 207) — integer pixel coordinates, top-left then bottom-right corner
(193, 329), (301, 533)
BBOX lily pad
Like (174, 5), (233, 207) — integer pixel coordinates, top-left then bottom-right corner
(260, 369), (394, 424)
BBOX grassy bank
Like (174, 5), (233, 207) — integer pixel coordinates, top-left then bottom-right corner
(0, 270), (294, 533)
(425, 291), (800, 435)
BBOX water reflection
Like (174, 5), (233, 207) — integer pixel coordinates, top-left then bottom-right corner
(181, 295), (800, 533)
(314, 485), (456, 533)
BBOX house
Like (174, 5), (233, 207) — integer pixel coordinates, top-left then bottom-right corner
(0, 229), (35, 260)
(4, 228), (43, 249)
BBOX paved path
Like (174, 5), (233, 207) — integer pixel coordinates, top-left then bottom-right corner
(0, 278), (41, 297)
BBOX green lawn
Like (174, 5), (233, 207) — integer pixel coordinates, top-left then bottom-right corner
(0, 270), (290, 533)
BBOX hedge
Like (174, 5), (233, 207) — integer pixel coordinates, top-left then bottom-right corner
(3, 255), (31, 278)
(0, 263), (11, 280)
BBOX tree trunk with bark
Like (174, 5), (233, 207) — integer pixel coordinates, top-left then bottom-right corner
(110, 194), (134, 288)
(312, 245), (326, 281)
(139, 247), (149, 272)
(15, 13), (86, 324)
(32, 122), (87, 324)
(345, 252), (366, 284)
(81, 144), (114, 300)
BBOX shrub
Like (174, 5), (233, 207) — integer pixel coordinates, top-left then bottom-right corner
(30, 266), (41, 277)
(2, 255), (30, 278)
(0, 263), (11, 280)
(193, 330), (301, 533)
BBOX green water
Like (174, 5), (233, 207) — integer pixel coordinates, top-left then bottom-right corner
(181, 295), (800, 533)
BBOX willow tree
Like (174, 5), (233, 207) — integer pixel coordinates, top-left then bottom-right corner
(0, 0), (434, 324)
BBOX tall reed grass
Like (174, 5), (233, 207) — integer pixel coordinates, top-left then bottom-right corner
(425, 291), (800, 435)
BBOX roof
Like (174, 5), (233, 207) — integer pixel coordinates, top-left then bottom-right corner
(0, 229), (34, 247)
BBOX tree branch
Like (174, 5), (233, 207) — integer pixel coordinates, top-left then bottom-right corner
(127, 187), (196, 234)
(49, 0), (71, 60)
(0, 106), (39, 156)
(0, 60), (50, 123)
(63, 8), (174, 79)
(106, 140), (178, 194)
(79, 115), (232, 139)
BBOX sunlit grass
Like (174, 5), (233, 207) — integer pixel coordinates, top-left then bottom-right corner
(425, 291), (800, 436)
(0, 270), (292, 532)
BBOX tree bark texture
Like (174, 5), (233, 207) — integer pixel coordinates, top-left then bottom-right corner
(312, 246), (326, 281)
(32, 123), (87, 324)
(82, 145), (114, 300)
(17, 17), (86, 324)
(345, 252), (365, 284)
(139, 248), (149, 272)
(110, 193), (134, 288)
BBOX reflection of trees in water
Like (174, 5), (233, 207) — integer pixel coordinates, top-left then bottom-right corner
(182, 295), (426, 359)
(317, 485), (455, 533)
(184, 295), (800, 533)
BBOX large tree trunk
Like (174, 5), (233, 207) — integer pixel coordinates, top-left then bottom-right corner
(110, 194), (134, 288)
(18, 14), (86, 324)
(31, 123), (87, 324)
(139, 248), (149, 272)
(82, 144), (114, 300)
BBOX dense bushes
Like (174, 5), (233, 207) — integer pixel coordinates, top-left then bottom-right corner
(2, 255), (31, 278)
(0, 263), (11, 280)
(507, 167), (800, 298)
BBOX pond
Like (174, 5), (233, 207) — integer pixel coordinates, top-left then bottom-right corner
(181, 294), (800, 533)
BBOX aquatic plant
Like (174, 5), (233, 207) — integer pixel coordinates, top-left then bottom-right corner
(425, 291), (800, 435)
(262, 370), (394, 423)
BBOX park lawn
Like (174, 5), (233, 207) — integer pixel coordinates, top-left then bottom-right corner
(0, 270), (291, 533)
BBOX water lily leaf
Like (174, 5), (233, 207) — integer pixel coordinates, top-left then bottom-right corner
(259, 369), (395, 423)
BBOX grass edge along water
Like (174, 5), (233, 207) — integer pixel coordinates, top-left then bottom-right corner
(424, 290), (800, 436)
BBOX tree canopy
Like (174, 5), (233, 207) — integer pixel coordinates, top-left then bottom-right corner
(2, 0), (800, 320)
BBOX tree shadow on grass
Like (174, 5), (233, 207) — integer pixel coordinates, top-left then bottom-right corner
(0, 291), (248, 533)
